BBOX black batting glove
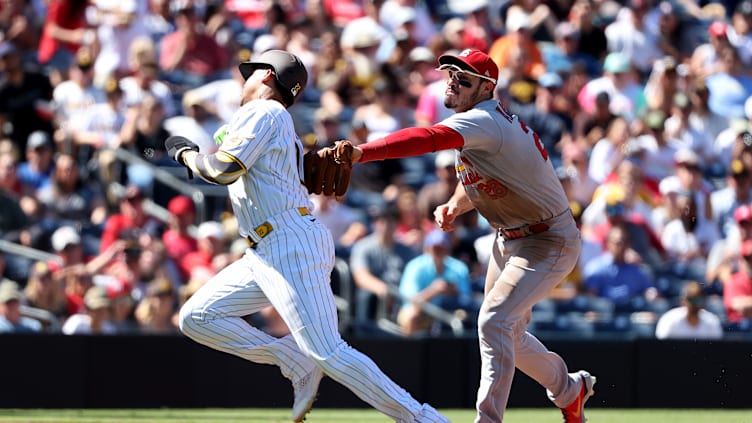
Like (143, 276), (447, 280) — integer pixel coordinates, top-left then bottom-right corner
(165, 135), (199, 179)
(165, 135), (199, 165)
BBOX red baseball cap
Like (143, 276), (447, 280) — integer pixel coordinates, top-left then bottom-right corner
(438, 48), (499, 86)
(734, 204), (752, 223)
(708, 21), (727, 38)
(168, 195), (195, 215)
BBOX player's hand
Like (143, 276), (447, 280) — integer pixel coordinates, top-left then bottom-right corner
(165, 135), (199, 166)
(434, 203), (458, 232)
(165, 135), (199, 179)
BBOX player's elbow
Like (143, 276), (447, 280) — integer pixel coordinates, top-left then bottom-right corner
(193, 151), (246, 185)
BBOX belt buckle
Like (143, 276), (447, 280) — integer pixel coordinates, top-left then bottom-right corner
(255, 222), (273, 238)
(247, 208), (308, 249)
(247, 222), (274, 249)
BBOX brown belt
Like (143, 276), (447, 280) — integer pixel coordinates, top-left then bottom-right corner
(246, 207), (310, 249)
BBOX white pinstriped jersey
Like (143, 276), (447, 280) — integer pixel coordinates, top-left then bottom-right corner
(219, 99), (313, 238)
(440, 99), (570, 229)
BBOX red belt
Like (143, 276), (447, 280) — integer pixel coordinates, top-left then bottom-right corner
(498, 222), (550, 240)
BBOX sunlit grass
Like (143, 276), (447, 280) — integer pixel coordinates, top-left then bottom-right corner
(0, 408), (750, 423)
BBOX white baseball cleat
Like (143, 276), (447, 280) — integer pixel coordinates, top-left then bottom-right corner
(559, 370), (596, 423)
(291, 366), (324, 422)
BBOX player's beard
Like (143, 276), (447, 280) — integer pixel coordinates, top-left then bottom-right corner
(444, 84), (483, 112)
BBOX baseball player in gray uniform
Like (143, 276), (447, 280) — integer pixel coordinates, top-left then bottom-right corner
(164, 50), (448, 423)
(348, 48), (596, 423)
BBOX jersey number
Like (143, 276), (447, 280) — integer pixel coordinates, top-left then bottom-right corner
(495, 104), (548, 161)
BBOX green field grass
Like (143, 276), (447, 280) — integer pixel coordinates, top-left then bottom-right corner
(0, 408), (750, 423)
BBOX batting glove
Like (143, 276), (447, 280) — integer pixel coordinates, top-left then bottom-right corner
(165, 135), (199, 179)
(165, 135), (199, 166)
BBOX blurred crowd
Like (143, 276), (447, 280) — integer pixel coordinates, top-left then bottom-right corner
(1, 0), (752, 340)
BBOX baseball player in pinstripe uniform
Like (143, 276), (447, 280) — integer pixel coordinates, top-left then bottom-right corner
(345, 49), (597, 423)
(165, 50), (448, 423)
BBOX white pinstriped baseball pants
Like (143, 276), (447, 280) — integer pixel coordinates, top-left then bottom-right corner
(179, 209), (446, 422)
(475, 212), (584, 423)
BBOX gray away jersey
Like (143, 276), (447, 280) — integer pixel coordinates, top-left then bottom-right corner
(440, 99), (570, 229)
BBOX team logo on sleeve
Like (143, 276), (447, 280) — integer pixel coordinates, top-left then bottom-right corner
(223, 132), (255, 148)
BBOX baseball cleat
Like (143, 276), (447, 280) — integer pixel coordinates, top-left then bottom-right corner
(559, 370), (596, 423)
(292, 366), (324, 422)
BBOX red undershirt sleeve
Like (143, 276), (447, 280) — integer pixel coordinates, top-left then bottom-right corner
(359, 125), (465, 163)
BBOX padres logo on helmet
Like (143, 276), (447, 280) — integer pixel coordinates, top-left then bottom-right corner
(291, 83), (302, 98)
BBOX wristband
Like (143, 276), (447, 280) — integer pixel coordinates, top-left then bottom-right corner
(174, 146), (195, 165)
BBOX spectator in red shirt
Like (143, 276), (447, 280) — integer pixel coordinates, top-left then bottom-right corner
(162, 195), (197, 278)
(37, 0), (91, 71)
(48, 225), (126, 284)
(584, 194), (667, 274)
(99, 185), (163, 253)
(0, 151), (23, 197)
(61, 265), (94, 316)
(178, 220), (227, 279)
(724, 239), (752, 323)
(321, 0), (365, 29)
(159, 5), (229, 89)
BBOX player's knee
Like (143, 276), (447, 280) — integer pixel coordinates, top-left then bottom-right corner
(301, 339), (348, 373)
(177, 302), (201, 337)
(477, 311), (513, 339)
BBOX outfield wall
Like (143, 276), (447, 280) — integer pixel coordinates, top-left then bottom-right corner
(0, 335), (749, 409)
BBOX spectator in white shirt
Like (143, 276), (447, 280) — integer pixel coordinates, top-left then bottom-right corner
(62, 285), (118, 335)
(655, 281), (723, 340)
(661, 191), (719, 282)
(604, 0), (662, 75)
(52, 47), (105, 141)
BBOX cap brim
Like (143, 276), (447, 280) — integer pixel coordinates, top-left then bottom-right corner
(239, 62), (273, 80)
(438, 54), (477, 74)
(0, 294), (20, 302)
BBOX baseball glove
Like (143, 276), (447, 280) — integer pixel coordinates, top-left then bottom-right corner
(303, 140), (354, 198)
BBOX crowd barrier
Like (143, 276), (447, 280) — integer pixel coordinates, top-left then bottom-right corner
(0, 334), (749, 409)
